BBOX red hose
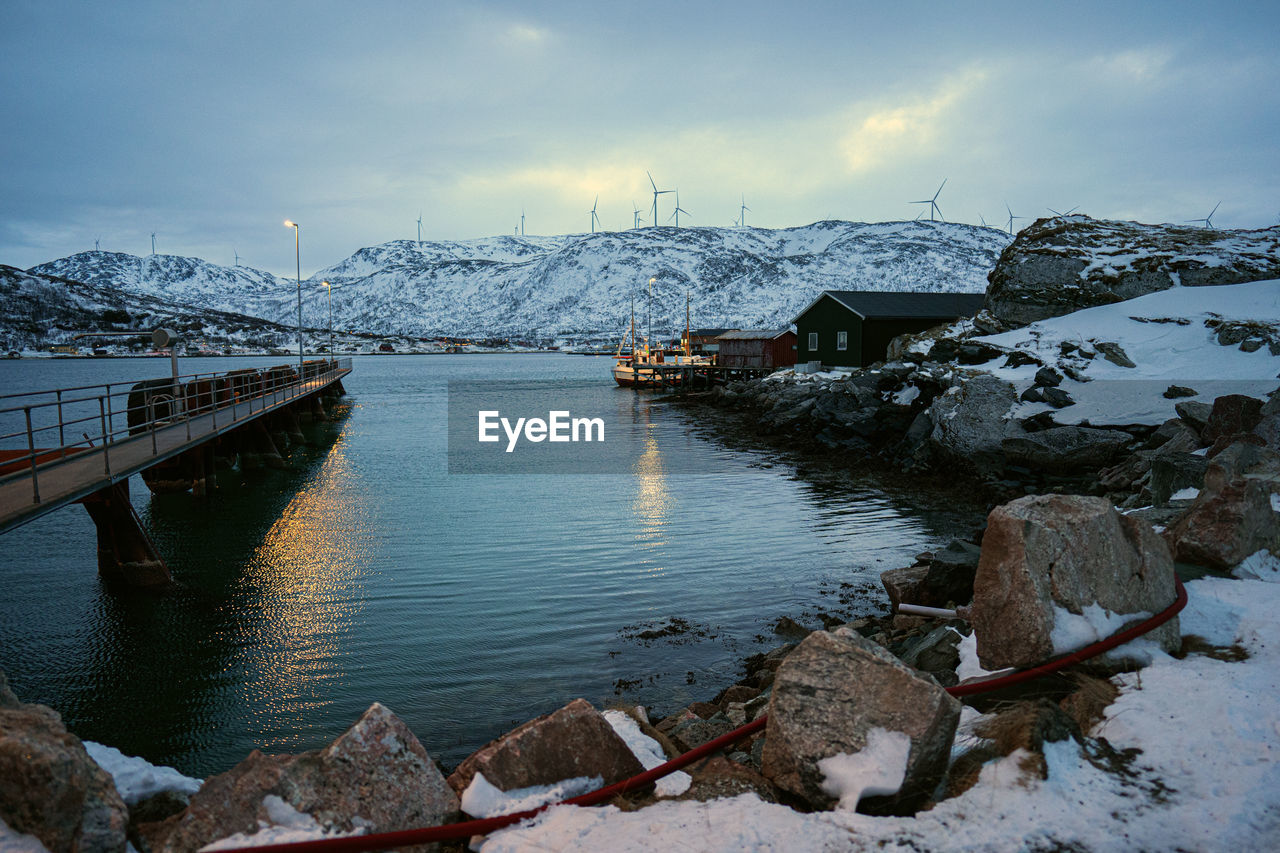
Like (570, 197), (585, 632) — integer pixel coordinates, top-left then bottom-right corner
(223, 577), (1188, 852)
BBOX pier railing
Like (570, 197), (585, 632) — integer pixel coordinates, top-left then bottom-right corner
(0, 358), (351, 506)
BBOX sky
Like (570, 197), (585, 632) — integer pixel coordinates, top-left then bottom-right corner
(1, 0), (1277, 278)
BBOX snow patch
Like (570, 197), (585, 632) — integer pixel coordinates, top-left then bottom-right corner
(1171, 486), (1200, 501)
(200, 796), (365, 850)
(602, 710), (691, 796)
(1050, 603), (1152, 655)
(817, 728), (912, 810)
(83, 741), (202, 806)
(1233, 550), (1280, 582)
(460, 772), (602, 819)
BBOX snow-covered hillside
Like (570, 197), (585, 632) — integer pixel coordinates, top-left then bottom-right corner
(28, 222), (1011, 340)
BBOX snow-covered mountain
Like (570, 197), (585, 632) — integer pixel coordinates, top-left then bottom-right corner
(0, 264), (301, 352)
(28, 221), (1012, 340)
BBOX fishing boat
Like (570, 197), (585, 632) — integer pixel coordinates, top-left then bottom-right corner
(612, 284), (709, 388)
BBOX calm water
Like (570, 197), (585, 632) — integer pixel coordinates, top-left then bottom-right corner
(0, 354), (980, 776)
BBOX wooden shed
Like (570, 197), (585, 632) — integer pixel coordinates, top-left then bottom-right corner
(681, 328), (736, 356)
(793, 291), (986, 368)
(716, 329), (798, 368)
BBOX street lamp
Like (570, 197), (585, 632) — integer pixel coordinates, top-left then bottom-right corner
(322, 280), (333, 359)
(284, 220), (302, 375)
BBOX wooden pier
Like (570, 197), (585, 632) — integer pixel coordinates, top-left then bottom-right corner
(0, 358), (351, 586)
(644, 363), (775, 391)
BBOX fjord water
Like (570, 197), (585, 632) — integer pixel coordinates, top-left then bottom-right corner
(0, 354), (979, 776)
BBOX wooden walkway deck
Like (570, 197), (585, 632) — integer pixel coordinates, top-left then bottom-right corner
(0, 363), (350, 535)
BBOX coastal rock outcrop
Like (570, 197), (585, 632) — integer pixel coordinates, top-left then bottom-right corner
(1165, 449), (1280, 570)
(137, 702), (458, 852)
(927, 373), (1023, 477)
(447, 698), (645, 803)
(971, 495), (1180, 670)
(984, 216), (1280, 328)
(761, 627), (960, 814)
(0, 671), (129, 853)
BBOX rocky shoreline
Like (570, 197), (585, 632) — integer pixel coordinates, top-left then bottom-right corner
(4, 215), (1280, 850)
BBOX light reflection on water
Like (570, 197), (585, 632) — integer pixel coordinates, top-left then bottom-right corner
(0, 354), (985, 776)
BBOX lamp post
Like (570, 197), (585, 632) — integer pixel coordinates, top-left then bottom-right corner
(284, 220), (302, 375)
(322, 280), (333, 360)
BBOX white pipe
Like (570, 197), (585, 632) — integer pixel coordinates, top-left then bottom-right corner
(897, 603), (970, 620)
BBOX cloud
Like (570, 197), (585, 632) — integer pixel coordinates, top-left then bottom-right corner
(504, 23), (550, 45)
(839, 68), (989, 174)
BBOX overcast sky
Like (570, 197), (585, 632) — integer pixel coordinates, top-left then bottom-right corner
(2, 0), (1277, 278)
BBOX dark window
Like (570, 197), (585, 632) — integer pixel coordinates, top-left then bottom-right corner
(836, 330), (848, 351)
(808, 332), (818, 350)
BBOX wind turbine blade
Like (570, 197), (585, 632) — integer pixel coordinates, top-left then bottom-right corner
(1209, 201), (1221, 218)
(648, 172), (657, 192)
(934, 178), (947, 201)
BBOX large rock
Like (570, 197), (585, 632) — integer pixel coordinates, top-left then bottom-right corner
(761, 627), (960, 814)
(1165, 460), (1280, 570)
(984, 217), (1280, 328)
(971, 495), (1180, 670)
(447, 698), (644, 800)
(1001, 425), (1131, 473)
(927, 374), (1023, 477)
(138, 703), (458, 852)
(1150, 452), (1210, 507)
(0, 680), (129, 853)
(1202, 394), (1264, 446)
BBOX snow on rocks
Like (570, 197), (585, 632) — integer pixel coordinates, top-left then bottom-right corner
(761, 626), (960, 814)
(816, 728), (912, 810)
(82, 742), (201, 807)
(983, 215), (1280, 328)
(602, 710), (691, 797)
(971, 494), (1179, 670)
(136, 702), (458, 853)
(447, 698), (646, 807)
(460, 772), (602, 819)
(477, 575), (1280, 851)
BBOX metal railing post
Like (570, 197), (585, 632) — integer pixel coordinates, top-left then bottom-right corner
(25, 407), (40, 503)
(99, 397), (110, 476)
(105, 384), (112, 444)
(149, 398), (158, 455)
(56, 390), (65, 458)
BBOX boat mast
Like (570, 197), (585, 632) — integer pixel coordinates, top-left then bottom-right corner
(685, 290), (691, 358)
(630, 295), (635, 356)
(647, 276), (653, 356)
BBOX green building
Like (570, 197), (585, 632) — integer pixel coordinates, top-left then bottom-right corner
(793, 291), (987, 367)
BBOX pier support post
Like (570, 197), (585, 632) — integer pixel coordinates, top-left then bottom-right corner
(80, 480), (172, 588)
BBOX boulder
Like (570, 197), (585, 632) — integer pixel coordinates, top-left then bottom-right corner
(927, 374), (1024, 477)
(761, 627), (960, 814)
(1094, 341), (1136, 368)
(1175, 400), (1214, 435)
(447, 698), (644, 799)
(138, 703), (458, 853)
(1001, 426), (1131, 473)
(984, 217), (1280, 328)
(971, 495), (1180, 670)
(1034, 366), (1064, 388)
(1165, 461), (1280, 570)
(1040, 387), (1075, 408)
(0, 687), (129, 853)
(1164, 385), (1197, 399)
(880, 565), (931, 611)
(924, 539), (983, 606)
(1201, 394), (1264, 446)
(668, 715), (736, 753)
(1150, 452), (1210, 507)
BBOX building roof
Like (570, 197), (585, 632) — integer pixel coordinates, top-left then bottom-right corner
(687, 328), (735, 337)
(793, 291), (987, 323)
(716, 329), (793, 341)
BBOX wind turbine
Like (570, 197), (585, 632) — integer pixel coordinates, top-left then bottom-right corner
(739, 194), (750, 227)
(95, 238), (101, 252)
(590, 195), (602, 233)
(669, 190), (691, 227)
(234, 250), (240, 266)
(1186, 202), (1221, 229)
(520, 207), (526, 236)
(632, 202), (643, 229)
(1005, 203), (1026, 235)
(1047, 205), (1079, 217)
(910, 179), (947, 222)
(979, 214), (988, 228)
(417, 213), (423, 245)
(647, 172), (672, 229)
(151, 232), (156, 255)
